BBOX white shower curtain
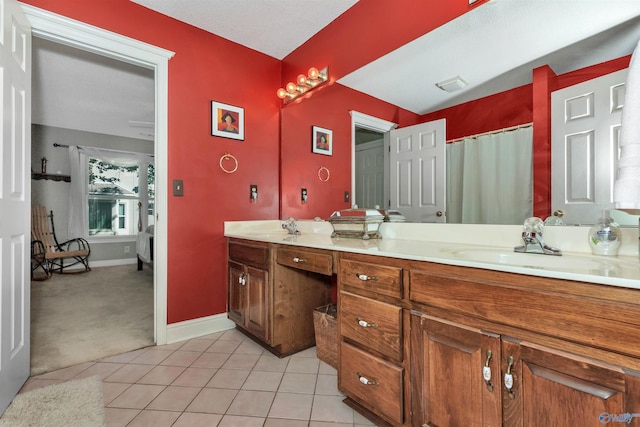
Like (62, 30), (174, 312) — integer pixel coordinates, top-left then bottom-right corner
(447, 126), (533, 224)
(68, 146), (154, 239)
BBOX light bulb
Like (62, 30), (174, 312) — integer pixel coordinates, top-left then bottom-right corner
(276, 88), (287, 99)
(297, 74), (307, 85)
(285, 82), (297, 93)
(308, 67), (319, 80)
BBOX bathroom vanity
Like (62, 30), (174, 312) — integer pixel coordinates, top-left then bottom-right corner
(225, 220), (640, 427)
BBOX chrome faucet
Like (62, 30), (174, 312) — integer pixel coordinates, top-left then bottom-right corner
(282, 217), (300, 235)
(514, 217), (561, 256)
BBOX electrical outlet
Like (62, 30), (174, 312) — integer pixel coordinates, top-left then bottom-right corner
(344, 191), (350, 203)
(124, 245), (130, 254)
(301, 188), (308, 203)
(250, 184), (258, 201)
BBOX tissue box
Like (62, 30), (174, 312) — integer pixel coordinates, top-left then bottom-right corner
(328, 208), (384, 239)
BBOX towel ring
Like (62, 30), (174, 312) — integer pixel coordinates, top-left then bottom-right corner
(318, 166), (330, 182)
(220, 153), (238, 174)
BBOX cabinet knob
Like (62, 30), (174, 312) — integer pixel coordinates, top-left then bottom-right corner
(357, 372), (378, 386)
(292, 257), (306, 263)
(356, 273), (378, 282)
(357, 317), (379, 329)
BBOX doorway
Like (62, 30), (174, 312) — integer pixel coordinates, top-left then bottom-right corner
(24, 4), (172, 370)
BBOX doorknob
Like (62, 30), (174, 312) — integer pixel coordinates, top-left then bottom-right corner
(436, 211), (443, 217)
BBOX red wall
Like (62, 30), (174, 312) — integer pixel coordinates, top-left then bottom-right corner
(22, 0), (281, 323)
(21, 0), (631, 326)
(280, 84), (419, 220)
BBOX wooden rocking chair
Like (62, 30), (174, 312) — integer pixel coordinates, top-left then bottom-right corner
(31, 205), (91, 280)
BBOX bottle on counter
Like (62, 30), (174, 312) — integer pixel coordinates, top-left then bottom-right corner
(588, 209), (621, 256)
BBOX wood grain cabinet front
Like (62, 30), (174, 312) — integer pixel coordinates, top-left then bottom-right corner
(227, 239), (332, 357)
(340, 290), (402, 362)
(337, 252), (408, 426)
(227, 240), (270, 344)
(409, 264), (640, 427)
(340, 342), (404, 425)
(276, 246), (333, 275)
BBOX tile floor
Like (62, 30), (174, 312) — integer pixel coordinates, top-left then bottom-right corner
(22, 328), (378, 427)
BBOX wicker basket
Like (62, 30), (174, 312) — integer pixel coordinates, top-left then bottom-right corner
(313, 304), (338, 369)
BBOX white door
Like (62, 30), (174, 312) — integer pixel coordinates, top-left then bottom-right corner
(551, 69), (626, 225)
(0, 0), (31, 414)
(389, 119), (446, 222)
(355, 138), (384, 209)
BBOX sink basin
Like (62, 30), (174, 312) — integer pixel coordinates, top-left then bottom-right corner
(443, 247), (637, 275)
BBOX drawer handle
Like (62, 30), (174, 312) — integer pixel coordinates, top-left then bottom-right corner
(292, 257), (306, 263)
(357, 317), (378, 329)
(504, 355), (516, 400)
(357, 372), (378, 386)
(356, 273), (378, 281)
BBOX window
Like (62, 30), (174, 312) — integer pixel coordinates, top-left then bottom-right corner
(88, 158), (154, 237)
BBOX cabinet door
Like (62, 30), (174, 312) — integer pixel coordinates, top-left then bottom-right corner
(228, 260), (246, 325)
(245, 265), (269, 342)
(413, 314), (502, 427)
(501, 339), (640, 427)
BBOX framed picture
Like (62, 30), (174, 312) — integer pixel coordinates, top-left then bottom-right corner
(312, 126), (332, 156)
(211, 101), (244, 140)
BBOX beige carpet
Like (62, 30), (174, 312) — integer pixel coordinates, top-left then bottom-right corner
(30, 265), (154, 375)
(0, 376), (105, 427)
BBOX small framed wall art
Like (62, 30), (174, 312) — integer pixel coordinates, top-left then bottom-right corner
(211, 101), (244, 140)
(312, 126), (332, 156)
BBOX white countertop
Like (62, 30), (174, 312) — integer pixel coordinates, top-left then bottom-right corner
(224, 220), (640, 290)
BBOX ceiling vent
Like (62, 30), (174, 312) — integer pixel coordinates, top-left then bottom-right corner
(435, 75), (468, 93)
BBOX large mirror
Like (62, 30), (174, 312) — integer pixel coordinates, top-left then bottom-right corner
(345, 1), (640, 226)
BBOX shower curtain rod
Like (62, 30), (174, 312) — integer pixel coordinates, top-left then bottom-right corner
(446, 122), (533, 144)
(53, 143), (154, 157)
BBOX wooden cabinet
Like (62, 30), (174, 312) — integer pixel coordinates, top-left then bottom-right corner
(229, 238), (640, 426)
(409, 263), (640, 427)
(337, 252), (407, 426)
(227, 239), (332, 357)
(228, 240), (270, 343)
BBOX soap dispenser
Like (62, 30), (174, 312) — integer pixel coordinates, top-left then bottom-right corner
(588, 209), (621, 256)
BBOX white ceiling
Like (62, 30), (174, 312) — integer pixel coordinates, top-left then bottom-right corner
(31, 0), (640, 142)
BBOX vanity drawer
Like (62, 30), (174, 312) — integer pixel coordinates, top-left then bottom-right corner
(340, 258), (402, 299)
(276, 246), (332, 275)
(228, 239), (269, 269)
(340, 291), (402, 361)
(340, 341), (403, 425)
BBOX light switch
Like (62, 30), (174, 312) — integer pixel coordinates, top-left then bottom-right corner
(344, 191), (350, 203)
(173, 179), (184, 196)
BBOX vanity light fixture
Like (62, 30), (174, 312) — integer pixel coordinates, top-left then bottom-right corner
(435, 75), (468, 93)
(277, 66), (329, 104)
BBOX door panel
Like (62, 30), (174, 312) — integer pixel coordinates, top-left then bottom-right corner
(355, 139), (384, 209)
(227, 261), (246, 325)
(245, 266), (268, 341)
(0, 0), (31, 414)
(389, 119), (445, 222)
(420, 316), (501, 427)
(551, 69), (626, 224)
(502, 339), (629, 427)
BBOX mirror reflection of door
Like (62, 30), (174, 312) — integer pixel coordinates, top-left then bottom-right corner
(355, 128), (384, 210)
(389, 119), (447, 223)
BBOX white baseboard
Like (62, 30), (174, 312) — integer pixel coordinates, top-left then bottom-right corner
(166, 313), (236, 344)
